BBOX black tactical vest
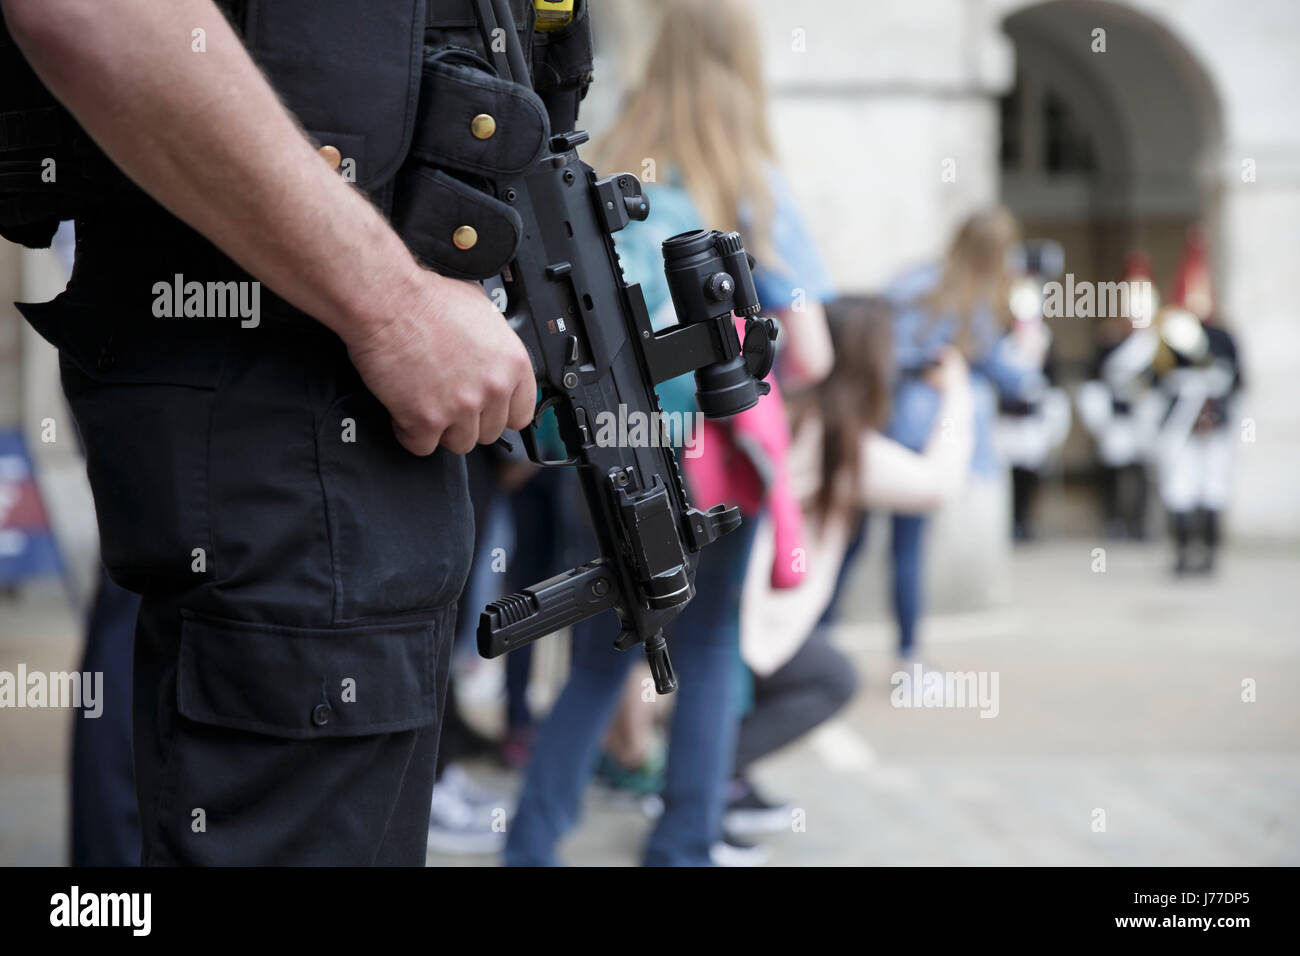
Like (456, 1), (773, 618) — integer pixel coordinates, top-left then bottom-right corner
(0, 0), (592, 252)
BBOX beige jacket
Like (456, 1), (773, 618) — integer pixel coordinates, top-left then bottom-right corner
(740, 374), (974, 676)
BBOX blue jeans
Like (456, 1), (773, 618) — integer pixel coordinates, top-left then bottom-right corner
(503, 469), (573, 732)
(505, 518), (757, 866)
(890, 513), (926, 656)
(818, 513), (869, 630)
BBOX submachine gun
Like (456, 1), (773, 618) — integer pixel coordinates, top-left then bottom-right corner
(428, 0), (781, 692)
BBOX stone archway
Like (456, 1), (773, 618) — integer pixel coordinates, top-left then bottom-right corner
(993, 0), (1225, 522)
(998, 0), (1223, 277)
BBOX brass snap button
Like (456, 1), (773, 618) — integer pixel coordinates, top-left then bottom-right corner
(317, 144), (342, 170)
(471, 113), (496, 140)
(453, 225), (478, 250)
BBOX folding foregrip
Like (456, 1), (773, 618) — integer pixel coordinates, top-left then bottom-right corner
(477, 560), (620, 658)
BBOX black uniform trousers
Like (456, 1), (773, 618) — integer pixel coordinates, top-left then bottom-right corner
(22, 257), (472, 865)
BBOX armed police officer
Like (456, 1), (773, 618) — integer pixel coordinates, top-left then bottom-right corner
(0, 0), (583, 863)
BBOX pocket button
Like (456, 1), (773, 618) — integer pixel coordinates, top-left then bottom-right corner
(311, 703), (332, 727)
(318, 145), (342, 170)
(453, 225), (478, 250)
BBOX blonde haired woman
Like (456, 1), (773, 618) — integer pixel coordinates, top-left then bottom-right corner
(885, 208), (1046, 662)
(591, 0), (833, 384)
(507, 0), (834, 866)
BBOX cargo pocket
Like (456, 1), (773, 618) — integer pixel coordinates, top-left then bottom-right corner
(145, 604), (453, 863)
(176, 606), (451, 738)
(315, 388), (473, 623)
(18, 299), (229, 591)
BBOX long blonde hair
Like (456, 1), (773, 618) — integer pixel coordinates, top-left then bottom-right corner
(926, 207), (1020, 356)
(591, 0), (778, 263)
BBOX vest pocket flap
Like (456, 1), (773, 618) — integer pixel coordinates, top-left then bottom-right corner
(392, 166), (521, 280)
(302, 129), (367, 186)
(177, 609), (448, 739)
(411, 54), (549, 176)
(243, 0), (424, 190)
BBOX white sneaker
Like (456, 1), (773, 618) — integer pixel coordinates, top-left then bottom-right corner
(724, 778), (793, 837)
(427, 770), (507, 856)
(439, 763), (510, 814)
(709, 834), (772, 867)
(639, 793), (665, 820)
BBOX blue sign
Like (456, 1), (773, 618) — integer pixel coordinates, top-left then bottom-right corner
(0, 429), (64, 585)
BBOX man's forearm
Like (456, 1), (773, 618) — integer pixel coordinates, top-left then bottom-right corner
(3, 0), (425, 342)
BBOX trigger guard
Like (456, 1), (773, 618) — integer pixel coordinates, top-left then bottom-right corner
(521, 393), (578, 467)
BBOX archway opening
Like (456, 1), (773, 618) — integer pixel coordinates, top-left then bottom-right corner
(997, 0), (1224, 531)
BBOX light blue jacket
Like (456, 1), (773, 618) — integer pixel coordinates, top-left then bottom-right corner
(884, 263), (1044, 476)
(614, 170), (835, 416)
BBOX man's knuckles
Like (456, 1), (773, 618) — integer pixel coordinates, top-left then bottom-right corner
(393, 422), (440, 457)
(440, 427), (477, 455)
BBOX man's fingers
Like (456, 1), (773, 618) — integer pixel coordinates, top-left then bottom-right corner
(392, 418), (441, 457)
(506, 375), (536, 432)
(440, 420), (477, 455)
(476, 395), (510, 447)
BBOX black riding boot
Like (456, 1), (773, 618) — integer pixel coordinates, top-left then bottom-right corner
(1200, 508), (1221, 573)
(1170, 511), (1194, 575)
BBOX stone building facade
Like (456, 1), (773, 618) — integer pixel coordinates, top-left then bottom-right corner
(2, 0), (1296, 609)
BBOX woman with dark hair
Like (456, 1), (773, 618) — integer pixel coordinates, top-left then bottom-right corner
(730, 297), (973, 833)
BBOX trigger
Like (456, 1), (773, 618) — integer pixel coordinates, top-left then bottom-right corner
(522, 393), (579, 467)
(532, 391), (562, 430)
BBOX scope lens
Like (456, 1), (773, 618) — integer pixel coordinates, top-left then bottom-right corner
(695, 358), (760, 419)
(662, 229), (716, 262)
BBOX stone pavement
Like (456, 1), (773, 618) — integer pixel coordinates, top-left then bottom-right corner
(2, 539), (1297, 866)
(435, 539), (1300, 866)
